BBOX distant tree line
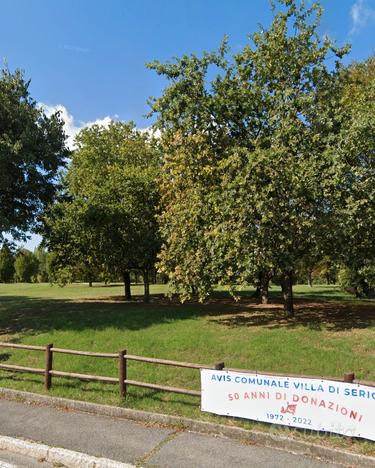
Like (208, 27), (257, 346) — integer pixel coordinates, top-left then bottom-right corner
(1, 0), (374, 312)
(0, 244), (167, 286)
(0, 245), (47, 283)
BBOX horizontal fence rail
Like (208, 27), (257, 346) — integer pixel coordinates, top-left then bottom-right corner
(51, 348), (118, 358)
(0, 341), (374, 401)
(0, 342), (45, 351)
(123, 354), (217, 370)
(0, 364), (44, 375)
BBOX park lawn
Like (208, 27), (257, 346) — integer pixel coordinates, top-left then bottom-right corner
(0, 282), (374, 456)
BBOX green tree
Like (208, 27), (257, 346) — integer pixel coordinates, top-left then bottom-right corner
(149, 0), (348, 315)
(43, 122), (161, 301)
(14, 249), (39, 282)
(43, 200), (103, 287)
(0, 244), (15, 282)
(34, 247), (50, 282)
(337, 265), (375, 297)
(0, 68), (69, 241)
(333, 56), (375, 297)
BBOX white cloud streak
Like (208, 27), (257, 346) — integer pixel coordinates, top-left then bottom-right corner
(60, 44), (90, 54)
(350, 0), (375, 34)
(39, 103), (113, 149)
(139, 126), (161, 139)
(39, 104), (159, 149)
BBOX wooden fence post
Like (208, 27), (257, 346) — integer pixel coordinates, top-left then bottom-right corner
(343, 372), (355, 383)
(119, 349), (127, 398)
(214, 361), (225, 370)
(45, 343), (53, 390)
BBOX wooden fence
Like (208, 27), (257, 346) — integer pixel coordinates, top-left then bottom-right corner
(0, 342), (374, 399)
(0, 341), (224, 397)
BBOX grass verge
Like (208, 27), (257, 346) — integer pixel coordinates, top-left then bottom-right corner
(0, 282), (374, 456)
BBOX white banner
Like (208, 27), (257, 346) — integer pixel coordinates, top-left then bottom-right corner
(201, 369), (375, 441)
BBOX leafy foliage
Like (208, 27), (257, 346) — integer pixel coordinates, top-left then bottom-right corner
(33, 247), (51, 282)
(0, 244), (15, 282)
(0, 68), (69, 240)
(43, 122), (161, 300)
(333, 57), (375, 297)
(14, 249), (39, 282)
(149, 0), (349, 314)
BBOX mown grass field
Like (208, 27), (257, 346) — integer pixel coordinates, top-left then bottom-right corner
(0, 282), (374, 455)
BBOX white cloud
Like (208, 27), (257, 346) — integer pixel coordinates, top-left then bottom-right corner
(39, 103), (113, 149)
(60, 44), (89, 54)
(39, 104), (160, 149)
(139, 126), (161, 139)
(83, 115), (113, 130)
(350, 0), (375, 34)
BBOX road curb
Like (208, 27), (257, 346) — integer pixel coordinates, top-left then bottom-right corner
(0, 387), (374, 467)
(0, 435), (134, 468)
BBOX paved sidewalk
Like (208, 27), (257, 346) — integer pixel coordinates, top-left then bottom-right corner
(0, 399), (342, 467)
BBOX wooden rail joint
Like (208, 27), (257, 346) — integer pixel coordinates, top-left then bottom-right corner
(119, 349), (127, 398)
(343, 372), (355, 383)
(45, 343), (53, 390)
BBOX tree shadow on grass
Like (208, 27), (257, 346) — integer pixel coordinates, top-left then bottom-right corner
(0, 294), (202, 338)
(0, 292), (373, 339)
(95, 284), (124, 288)
(208, 298), (375, 331)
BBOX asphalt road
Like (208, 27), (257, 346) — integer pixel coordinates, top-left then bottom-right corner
(0, 399), (343, 467)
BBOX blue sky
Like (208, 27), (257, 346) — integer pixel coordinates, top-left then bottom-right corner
(1, 0), (374, 250)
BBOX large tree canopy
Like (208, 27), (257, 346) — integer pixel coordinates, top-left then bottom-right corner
(334, 56), (375, 296)
(43, 122), (161, 301)
(149, 0), (350, 314)
(0, 68), (69, 241)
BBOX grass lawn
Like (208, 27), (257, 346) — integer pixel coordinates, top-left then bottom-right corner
(0, 282), (374, 455)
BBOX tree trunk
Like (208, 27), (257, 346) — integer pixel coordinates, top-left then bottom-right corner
(307, 271), (313, 288)
(89, 281), (93, 287)
(359, 279), (370, 297)
(143, 269), (150, 303)
(253, 271), (271, 304)
(123, 271), (131, 300)
(260, 271), (270, 304)
(252, 286), (261, 300)
(281, 271), (294, 318)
